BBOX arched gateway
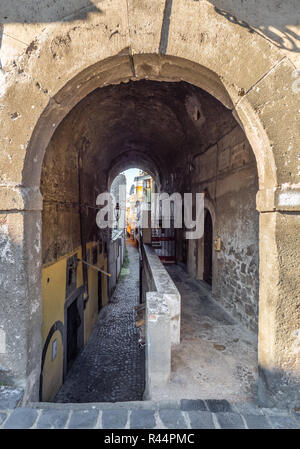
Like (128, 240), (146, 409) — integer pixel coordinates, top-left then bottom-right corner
(0, 1), (299, 407)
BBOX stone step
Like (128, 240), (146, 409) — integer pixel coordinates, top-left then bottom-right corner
(0, 396), (299, 429)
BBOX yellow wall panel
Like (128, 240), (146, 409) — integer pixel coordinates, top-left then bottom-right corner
(41, 242), (108, 400)
(42, 330), (63, 402)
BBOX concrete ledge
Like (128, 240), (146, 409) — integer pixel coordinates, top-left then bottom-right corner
(143, 292), (171, 400)
(0, 186), (43, 211)
(28, 399), (181, 411)
(142, 244), (181, 345)
(257, 185), (300, 212)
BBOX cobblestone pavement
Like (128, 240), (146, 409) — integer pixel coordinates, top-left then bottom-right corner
(54, 239), (145, 403)
(0, 394), (299, 429)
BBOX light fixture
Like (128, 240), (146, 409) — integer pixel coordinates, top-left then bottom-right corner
(114, 202), (120, 228)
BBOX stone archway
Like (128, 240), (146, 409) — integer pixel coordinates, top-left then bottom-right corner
(0, 1), (299, 407)
(196, 197), (217, 287)
(107, 151), (162, 192)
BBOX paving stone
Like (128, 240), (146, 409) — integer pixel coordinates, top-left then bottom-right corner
(102, 409), (128, 429)
(215, 412), (245, 429)
(158, 400), (180, 410)
(180, 399), (207, 411)
(233, 402), (263, 415)
(261, 407), (289, 416)
(130, 409), (156, 429)
(36, 409), (70, 429)
(0, 412), (8, 426)
(206, 399), (233, 413)
(54, 242), (144, 403)
(3, 408), (38, 429)
(159, 409), (188, 429)
(268, 415), (300, 429)
(188, 411), (215, 429)
(0, 387), (23, 409)
(292, 411), (300, 423)
(68, 409), (99, 429)
(243, 414), (272, 429)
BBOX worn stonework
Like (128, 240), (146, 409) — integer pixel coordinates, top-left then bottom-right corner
(0, 1), (299, 408)
(189, 126), (259, 332)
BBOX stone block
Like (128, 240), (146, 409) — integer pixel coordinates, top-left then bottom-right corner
(130, 409), (156, 429)
(159, 409), (188, 429)
(268, 415), (300, 429)
(188, 411), (214, 429)
(0, 412), (8, 426)
(215, 412), (245, 429)
(102, 409), (128, 429)
(0, 387), (23, 409)
(205, 399), (233, 413)
(3, 408), (38, 429)
(180, 399), (207, 411)
(36, 409), (70, 429)
(68, 409), (99, 429)
(243, 414), (272, 429)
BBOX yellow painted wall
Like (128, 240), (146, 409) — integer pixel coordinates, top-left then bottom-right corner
(41, 241), (108, 401)
(41, 330), (63, 402)
(101, 261), (108, 308)
(84, 242), (109, 344)
(84, 242), (98, 344)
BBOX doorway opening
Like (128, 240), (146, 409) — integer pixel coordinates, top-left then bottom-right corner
(66, 299), (80, 372)
(203, 209), (213, 286)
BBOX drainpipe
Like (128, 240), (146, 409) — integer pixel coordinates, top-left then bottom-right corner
(78, 137), (89, 301)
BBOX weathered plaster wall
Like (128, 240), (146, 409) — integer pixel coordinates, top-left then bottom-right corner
(41, 117), (81, 264)
(0, 1), (298, 70)
(40, 111), (109, 401)
(190, 125), (259, 332)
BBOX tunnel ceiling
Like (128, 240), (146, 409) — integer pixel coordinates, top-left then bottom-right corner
(43, 79), (238, 192)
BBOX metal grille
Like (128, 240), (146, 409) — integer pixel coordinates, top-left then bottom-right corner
(151, 223), (175, 263)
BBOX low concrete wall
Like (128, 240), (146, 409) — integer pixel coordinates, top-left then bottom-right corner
(141, 244), (181, 400)
(142, 244), (181, 346)
(143, 292), (171, 400)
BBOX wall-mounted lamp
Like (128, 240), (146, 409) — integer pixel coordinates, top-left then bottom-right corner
(214, 237), (222, 251)
(114, 202), (120, 228)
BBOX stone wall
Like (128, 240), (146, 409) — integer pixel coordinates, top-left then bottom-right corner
(41, 111), (101, 265)
(40, 110), (110, 401)
(1, 1), (299, 70)
(190, 125), (259, 332)
(41, 117), (81, 264)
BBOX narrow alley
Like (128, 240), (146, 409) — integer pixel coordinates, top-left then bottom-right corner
(53, 238), (257, 405)
(54, 240), (145, 403)
(160, 264), (258, 403)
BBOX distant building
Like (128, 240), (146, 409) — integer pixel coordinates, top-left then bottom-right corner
(108, 174), (127, 298)
(126, 171), (153, 242)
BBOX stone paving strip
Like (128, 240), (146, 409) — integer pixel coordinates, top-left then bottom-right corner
(0, 399), (299, 429)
